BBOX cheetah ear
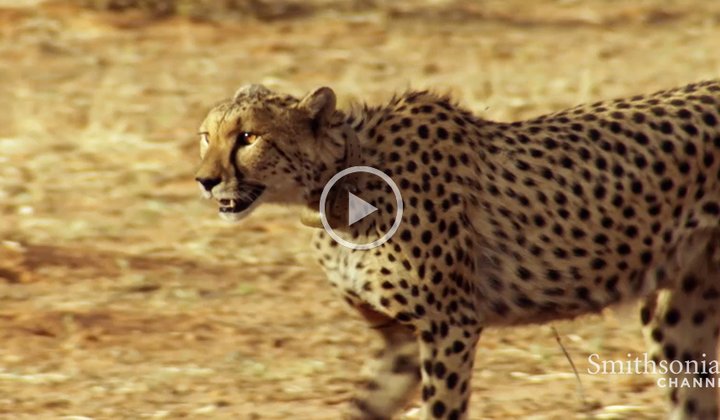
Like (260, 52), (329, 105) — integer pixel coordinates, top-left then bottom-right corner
(298, 87), (336, 131)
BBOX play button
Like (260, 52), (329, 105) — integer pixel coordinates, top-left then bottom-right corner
(347, 192), (378, 225)
(319, 166), (403, 250)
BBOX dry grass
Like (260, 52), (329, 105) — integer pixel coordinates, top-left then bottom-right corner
(1, 0), (719, 418)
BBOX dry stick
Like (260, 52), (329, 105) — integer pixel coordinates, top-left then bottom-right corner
(551, 326), (587, 409)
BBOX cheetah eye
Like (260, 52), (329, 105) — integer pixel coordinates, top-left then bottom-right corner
(236, 131), (257, 147)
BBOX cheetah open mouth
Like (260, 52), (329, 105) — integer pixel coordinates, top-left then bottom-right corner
(216, 184), (266, 214)
(217, 198), (254, 213)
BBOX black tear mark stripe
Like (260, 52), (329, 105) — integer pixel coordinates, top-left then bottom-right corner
(230, 136), (246, 180)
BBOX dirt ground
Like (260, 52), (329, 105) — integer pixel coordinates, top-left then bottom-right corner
(1, 0), (720, 419)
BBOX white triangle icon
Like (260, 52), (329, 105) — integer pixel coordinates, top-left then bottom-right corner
(347, 192), (378, 226)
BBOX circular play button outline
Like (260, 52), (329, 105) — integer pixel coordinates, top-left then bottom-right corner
(319, 166), (403, 250)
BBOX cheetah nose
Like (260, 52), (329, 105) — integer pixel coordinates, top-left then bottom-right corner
(195, 177), (221, 192)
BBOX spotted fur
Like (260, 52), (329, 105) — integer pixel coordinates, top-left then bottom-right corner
(195, 81), (720, 419)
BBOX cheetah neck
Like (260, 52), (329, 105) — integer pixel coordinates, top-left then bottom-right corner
(300, 116), (365, 228)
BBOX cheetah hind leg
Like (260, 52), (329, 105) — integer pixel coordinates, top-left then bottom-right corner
(641, 272), (720, 419)
(348, 309), (420, 420)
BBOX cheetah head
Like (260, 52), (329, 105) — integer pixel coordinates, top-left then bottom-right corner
(194, 84), (349, 223)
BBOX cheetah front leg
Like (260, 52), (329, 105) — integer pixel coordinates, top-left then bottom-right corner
(348, 306), (421, 420)
(415, 319), (481, 420)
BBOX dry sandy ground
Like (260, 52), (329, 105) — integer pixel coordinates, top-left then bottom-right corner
(1, 0), (720, 418)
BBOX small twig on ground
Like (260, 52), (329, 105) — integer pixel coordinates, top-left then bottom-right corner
(551, 326), (587, 408)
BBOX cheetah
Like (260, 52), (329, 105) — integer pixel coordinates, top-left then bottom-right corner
(195, 81), (720, 419)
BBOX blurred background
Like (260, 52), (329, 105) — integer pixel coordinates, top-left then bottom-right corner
(0, 0), (719, 418)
